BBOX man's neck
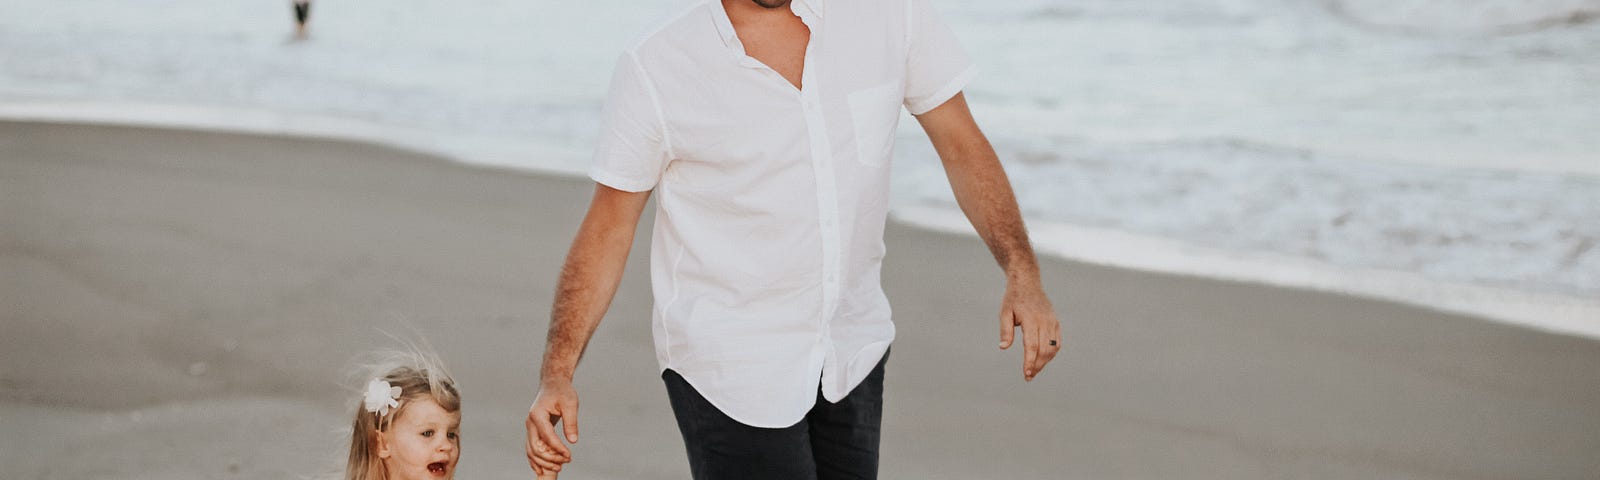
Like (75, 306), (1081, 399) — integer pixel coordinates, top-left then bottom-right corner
(720, 0), (810, 90)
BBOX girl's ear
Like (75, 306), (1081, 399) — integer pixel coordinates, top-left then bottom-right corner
(374, 429), (392, 460)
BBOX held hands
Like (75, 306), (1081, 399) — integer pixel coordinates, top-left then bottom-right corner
(998, 280), (1061, 381)
(526, 380), (580, 477)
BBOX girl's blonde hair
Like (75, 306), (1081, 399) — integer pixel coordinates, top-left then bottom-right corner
(344, 347), (460, 480)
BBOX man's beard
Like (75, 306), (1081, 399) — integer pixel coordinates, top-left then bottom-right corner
(751, 0), (792, 9)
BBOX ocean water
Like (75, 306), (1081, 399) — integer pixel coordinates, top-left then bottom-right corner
(2, 0), (1596, 326)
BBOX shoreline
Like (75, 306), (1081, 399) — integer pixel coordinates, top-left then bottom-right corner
(5, 99), (1595, 339)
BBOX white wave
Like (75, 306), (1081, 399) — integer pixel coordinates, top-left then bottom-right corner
(891, 134), (1600, 298)
(1326, 0), (1600, 34)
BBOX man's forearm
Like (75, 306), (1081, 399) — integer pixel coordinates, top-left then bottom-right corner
(540, 261), (617, 384)
(939, 140), (1041, 286)
(539, 201), (641, 385)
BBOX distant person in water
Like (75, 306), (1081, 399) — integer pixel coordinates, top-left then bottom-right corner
(292, 0), (312, 39)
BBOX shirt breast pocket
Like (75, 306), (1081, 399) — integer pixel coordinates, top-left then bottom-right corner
(847, 82), (903, 168)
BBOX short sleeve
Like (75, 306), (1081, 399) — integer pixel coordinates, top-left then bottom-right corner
(903, 0), (977, 115)
(588, 52), (672, 192)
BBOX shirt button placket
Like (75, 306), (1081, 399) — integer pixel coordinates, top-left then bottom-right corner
(800, 91), (841, 332)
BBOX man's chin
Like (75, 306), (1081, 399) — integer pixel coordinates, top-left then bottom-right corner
(751, 0), (792, 9)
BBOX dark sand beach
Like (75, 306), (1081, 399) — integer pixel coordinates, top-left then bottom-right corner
(4, 121), (1598, 479)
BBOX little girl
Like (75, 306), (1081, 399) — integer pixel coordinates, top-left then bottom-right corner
(344, 349), (463, 480)
(343, 349), (557, 480)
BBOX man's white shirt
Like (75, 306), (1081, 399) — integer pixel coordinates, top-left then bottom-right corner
(589, 0), (974, 428)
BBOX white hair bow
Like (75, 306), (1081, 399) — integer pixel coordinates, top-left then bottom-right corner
(363, 378), (402, 418)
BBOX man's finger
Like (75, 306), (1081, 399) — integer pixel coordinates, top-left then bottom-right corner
(534, 451), (562, 472)
(528, 430), (568, 468)
(534, 416), (547, 464)
(999, 307), (1015, 349)
(1023, 315), (1041, 381)
(1036, 328), (1059, 377)
(539, 422), (571, 460)
(527, 450), (544, 477)
(1043, 315), (1064, 373)
(535, 410), (572, 459)
(562, 401), (581, 444)
(528, 447), (562, 473)
(526, 434), (559, 474)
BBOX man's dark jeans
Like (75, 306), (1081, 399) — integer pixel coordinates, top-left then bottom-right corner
(662, 349), (889, 480)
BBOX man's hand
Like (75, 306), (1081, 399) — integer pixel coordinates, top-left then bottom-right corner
(526, 381), (579, 475)
(999, 281), (1061, 381)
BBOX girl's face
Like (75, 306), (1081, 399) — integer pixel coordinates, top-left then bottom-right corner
(378, 398), (461, 480)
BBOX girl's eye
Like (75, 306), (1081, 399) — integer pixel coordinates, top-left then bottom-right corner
(447, 432), (458, 440)
(421, 430), (434, 437)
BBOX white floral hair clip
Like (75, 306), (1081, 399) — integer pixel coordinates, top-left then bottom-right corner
(364, 378), (402, 418)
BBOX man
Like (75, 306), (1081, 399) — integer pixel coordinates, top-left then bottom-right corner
(526, 0), (1061, 477)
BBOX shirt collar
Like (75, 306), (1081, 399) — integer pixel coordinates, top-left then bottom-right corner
(791, 0), (824, 21)
(709, 0), (824, 51)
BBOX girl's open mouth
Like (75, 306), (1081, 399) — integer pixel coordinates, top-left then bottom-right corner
(427, 462), (447, 475)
